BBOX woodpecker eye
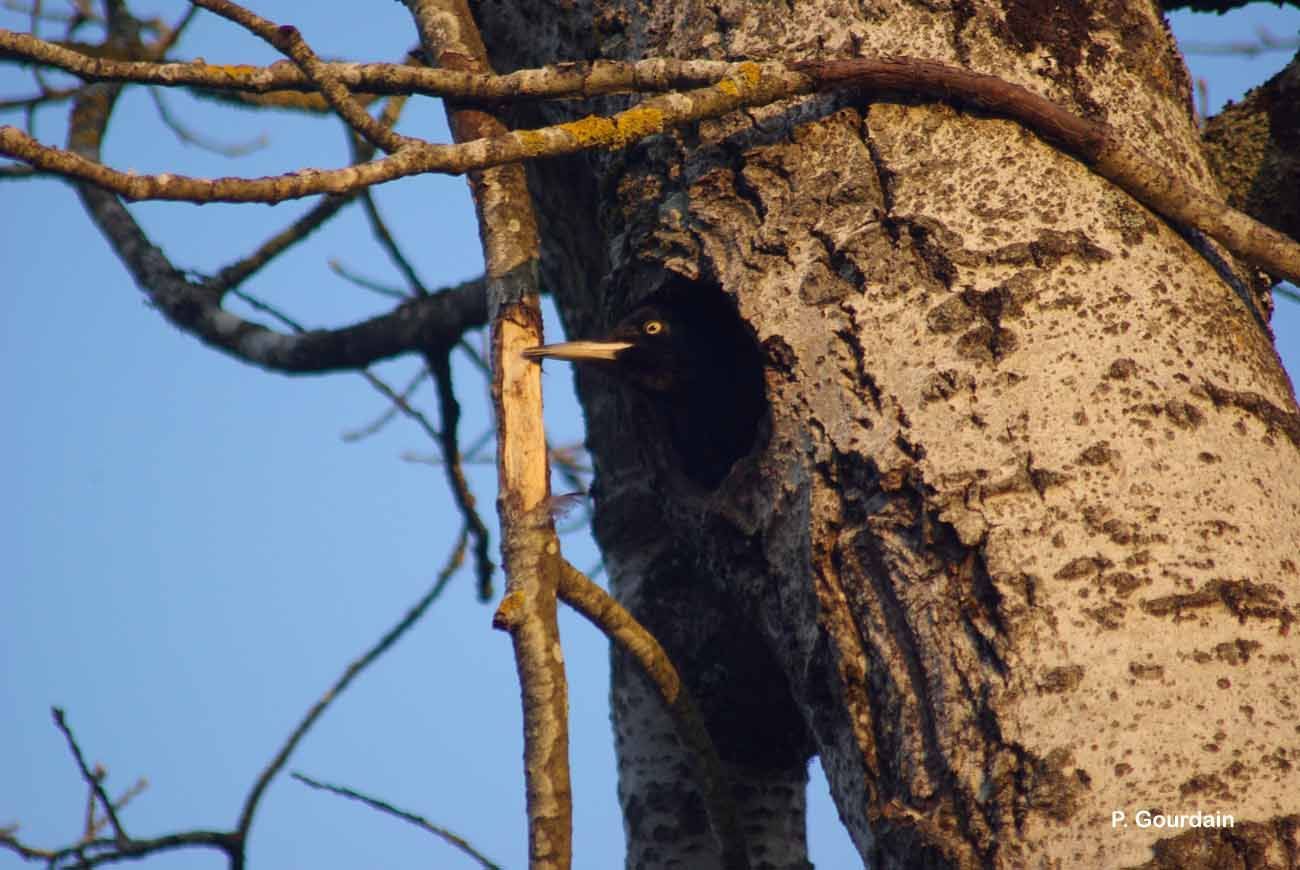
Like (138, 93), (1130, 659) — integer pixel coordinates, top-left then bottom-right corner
(643, 319), (665, 336)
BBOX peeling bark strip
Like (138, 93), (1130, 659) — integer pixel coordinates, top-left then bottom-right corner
(478, 1), (1300, 867)
(402, 2), (571, 868)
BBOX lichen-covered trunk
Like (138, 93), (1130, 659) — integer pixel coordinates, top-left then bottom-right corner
(475, 1), (1300, 867)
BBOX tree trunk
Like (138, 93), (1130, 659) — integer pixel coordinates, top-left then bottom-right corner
(475, 1), (1300, 867)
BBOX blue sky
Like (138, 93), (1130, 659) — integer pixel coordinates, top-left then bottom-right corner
(2, 4), (1298, 869)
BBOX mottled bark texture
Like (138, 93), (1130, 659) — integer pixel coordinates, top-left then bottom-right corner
(474, 1), (1300, 867)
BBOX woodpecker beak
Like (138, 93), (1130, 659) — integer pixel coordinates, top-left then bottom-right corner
(521, 340), (635, 363)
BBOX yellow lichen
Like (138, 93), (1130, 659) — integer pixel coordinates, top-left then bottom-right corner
(562, 108), (663, 150)
(562, 115), (618, 147)
(516, 129), (549, 157)
(717, 61), (762, 97)
(209, 64), (262, 78)
(736, 61), (761, 89)
(613, 107), (664, 147)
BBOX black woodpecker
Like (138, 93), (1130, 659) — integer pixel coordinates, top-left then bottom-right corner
(522, 300), (766, 488)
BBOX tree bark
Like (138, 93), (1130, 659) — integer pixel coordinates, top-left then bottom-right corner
(475, 1), (1300, 867)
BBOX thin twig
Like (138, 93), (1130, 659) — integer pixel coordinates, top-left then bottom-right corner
(229, 288), (451, 448)
(148, 86), (268, 156)
(190, 0), (414, 154)
(209, 93), (407, 295)
(350, 95), (429, 296)
(428, 349), (495, 600)
(361, 189), (428, 295)
(236, 528), (469, 839)
(51, 708), (126, 843)
(1181, 29), (1299, 57)
(0, 86), (80, 112)
(1, 827), (236, 868)
(291, 772), (501, 870)
(87, 778), (150, 839)
(328, 259), (410, 300)
(341, 365), (427, 442)
(211, 193), (352, 293)
(151, 5), (199, 59)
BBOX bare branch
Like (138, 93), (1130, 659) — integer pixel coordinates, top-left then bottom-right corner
(87, 778), (149, 840)
(0, 85), (80, 112)
(341, 364), (427, 441)
(0, 29), (741, 100)
(402, 1), (572, 867)
(210, 98), (408, 295)
(291, 772), (502, 870)
(223, 279), (494, 602)
(0, 62), (810, 200)
(427, 348), (495, 600)
(556, 563), (749, 870)
(361, 189), (428, 295)
(210, 193), (352, 293)
(8, 53), (1298, 282)
(190, 0), (414, 154)
(51, 708), (126, 843)
(207, 272), (488, 372)
(64, 83), (486, 376)
(328, 259), (410, 299)
(236, 528), (469, 840)
(1, 826), (236, 868)
(1181, 29), (1300, 57)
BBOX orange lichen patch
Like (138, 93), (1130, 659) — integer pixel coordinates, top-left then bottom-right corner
(562, 107), (665, 150)
(562, 114), (618, 146)
(718, 61), (762, 97)
(613, 106), (664, 146)
(516, 129), (549, 157)
(203, 63), (263, 78)
(736, 61), (762, 88)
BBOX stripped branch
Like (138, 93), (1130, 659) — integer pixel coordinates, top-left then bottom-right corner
(400, 2), (572, 868)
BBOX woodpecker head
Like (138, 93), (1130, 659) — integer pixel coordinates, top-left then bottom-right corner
(521, 305), (687, 394)
(522, 294), (767, 488)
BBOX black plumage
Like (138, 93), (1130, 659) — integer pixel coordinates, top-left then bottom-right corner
(523, 297), (766, 487)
